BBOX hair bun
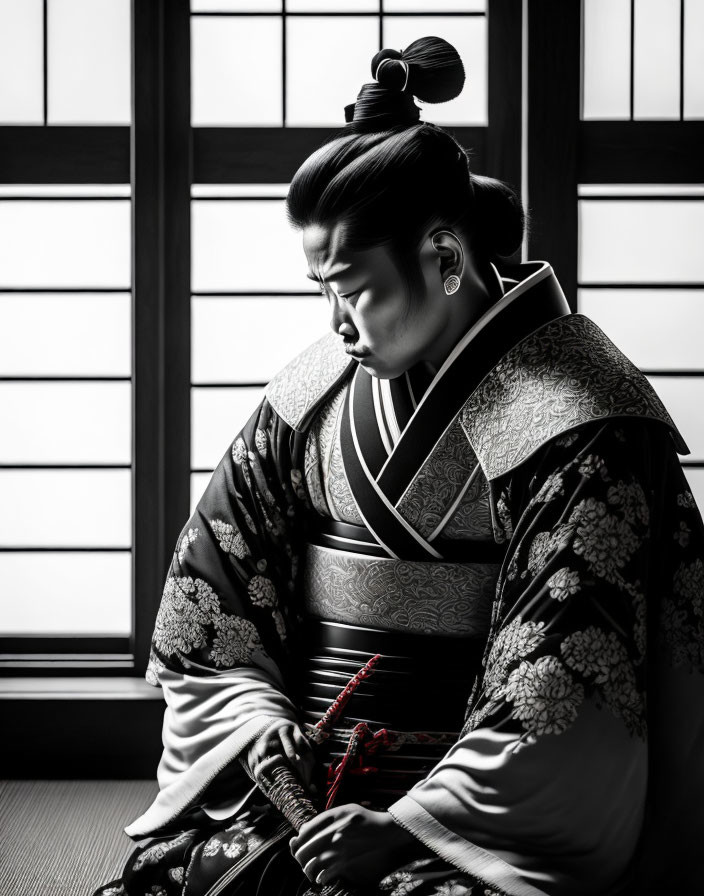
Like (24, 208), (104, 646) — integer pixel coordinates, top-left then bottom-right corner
(397, 36), (465, 104)
(346, 35), (465, 128)
(371, 49), (409, 91)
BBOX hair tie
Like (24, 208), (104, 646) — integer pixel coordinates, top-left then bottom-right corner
(375, 57), (410, 92)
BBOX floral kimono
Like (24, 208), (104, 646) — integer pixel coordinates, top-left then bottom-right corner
(92, 261), (704, 896)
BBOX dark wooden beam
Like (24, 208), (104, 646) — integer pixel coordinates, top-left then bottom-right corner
(0, 127), (130, 183)
(579, 121), (704, 183)
(487, 0), (523, 193)
(526, 0), (581, 309)
(193, 127), (487, 183)
(132, 0), (192, 675)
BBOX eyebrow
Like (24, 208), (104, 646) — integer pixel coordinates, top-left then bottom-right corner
(306, 265), (352, 282)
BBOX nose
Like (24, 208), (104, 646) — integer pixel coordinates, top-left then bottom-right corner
(329, 294), (356, 338)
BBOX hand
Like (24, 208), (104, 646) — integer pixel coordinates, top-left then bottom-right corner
(244, 718), (317, 794)
(289, 803), (429, 888)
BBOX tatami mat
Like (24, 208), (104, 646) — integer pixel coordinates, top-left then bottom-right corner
(0, 779), (158, 896)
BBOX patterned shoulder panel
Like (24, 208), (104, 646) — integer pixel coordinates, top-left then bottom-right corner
(460, 313), (689, 481)
(265, 331), (354, 432)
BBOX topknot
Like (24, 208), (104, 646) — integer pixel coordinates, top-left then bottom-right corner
(345, 35), (466, 131)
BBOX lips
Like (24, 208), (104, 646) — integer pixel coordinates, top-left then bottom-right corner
(344, 345), (371, 358)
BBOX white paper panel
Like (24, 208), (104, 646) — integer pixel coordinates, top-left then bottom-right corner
(0, 552), (131, 635)
(191, 184), (288, 198)
(191, 386), (265, 469)
(578, 289), (704, 370)
(647, 377), (704, 461)
(288, 0), (377, 9)
(0, 293), (130, 376)
(192, 199), (307, 292)
(582, 0), (631, 120)
(684, 0), (704, 119)
(383, 16), (487, 125)
(191, 472), (214, 516)
(0, 185), (131, 197)
(48, 0), (131, 124)
(0, 470), (131, 547)
(0, 0), (44, 123)
(286, 17), (378, 126)
(192, 1), (281, 9)
(192, 296), (328, 383)
(385, 0), (485, 9)
(578, 184), (704, 197)
(579, 201), (704, 283)
(191, 17), (282, 126)
(0, 382), (131, 464)
(683, 468), (704, 514)
(633, 0), (681, 119)
(0, 200), (131, 288)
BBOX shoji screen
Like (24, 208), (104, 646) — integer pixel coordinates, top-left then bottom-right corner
(0, 1), (133, 665)
(579, 1), (704, 507)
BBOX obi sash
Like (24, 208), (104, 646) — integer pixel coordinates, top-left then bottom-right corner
(296, 616), (480, 808)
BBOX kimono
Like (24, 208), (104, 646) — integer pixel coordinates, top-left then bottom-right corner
(92, 260), (704, 896)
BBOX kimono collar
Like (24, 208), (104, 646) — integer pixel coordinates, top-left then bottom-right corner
(266, 260), (566, 434)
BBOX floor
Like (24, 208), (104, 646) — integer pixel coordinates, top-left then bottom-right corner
(0, 779), (158, 896)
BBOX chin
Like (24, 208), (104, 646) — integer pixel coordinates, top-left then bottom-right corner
(358, 358), (406, 380)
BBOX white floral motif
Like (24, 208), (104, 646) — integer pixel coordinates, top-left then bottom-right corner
(152, 576), (219, 658)
(483, 617), (546, 698)
(569, 498), (640, 583)
(674, 558), (704, 616)
(504, 655), (584, 736)
(433, 882), (472, 895)
(526, 526), (571, 576)
(100, 887), (125, 896)
(255, 427), (268, 457)
(167, 867), (184, 883)
(534, 471), (564, 504)
(607, 480), (649, 526)
(379, 869), (423, 895)
(272, 608), (287, 641)
(561, 625), (627, 683)
(232, 437), (247, 465)
(677, 490), (696, 509)
(673, 521), (691, 548)
(561, 626), (645, 735)
(555, 431), (580, 448)
(248, 575), (277, 607)
(149, 887), (167, 896)
(210, 518), (249, 559)
(633, 592), (647, 659)
(210, 613), (262, 667)
(202, 838), (222, 857)
(132, 832), (192, 870)
(177, 527), (199, 563)
(578, 453), (608, 479)
(546, 567), (580, 601)
(145, 651), (166, 686)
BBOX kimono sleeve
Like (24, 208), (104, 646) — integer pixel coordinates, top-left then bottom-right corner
(387, 419), (668, 896)
(126, 397), (310, 838)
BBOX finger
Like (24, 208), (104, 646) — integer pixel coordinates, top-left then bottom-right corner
(291, 816), (347, 868)
(301, 851), (338, 885)
(278, 728), (299, 765)
(292, 726), (314, 753)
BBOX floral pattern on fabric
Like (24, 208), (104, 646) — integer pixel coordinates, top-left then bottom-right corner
(464, 419), (673, 743)
(146, 399), (306, 682)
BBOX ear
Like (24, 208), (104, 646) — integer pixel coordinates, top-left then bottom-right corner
(430, 230), (464, 281)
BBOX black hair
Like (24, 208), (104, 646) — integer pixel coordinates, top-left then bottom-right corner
(285, 36), (526, 308)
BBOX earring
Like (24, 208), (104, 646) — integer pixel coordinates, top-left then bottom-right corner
(443, 275), (461, 295)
